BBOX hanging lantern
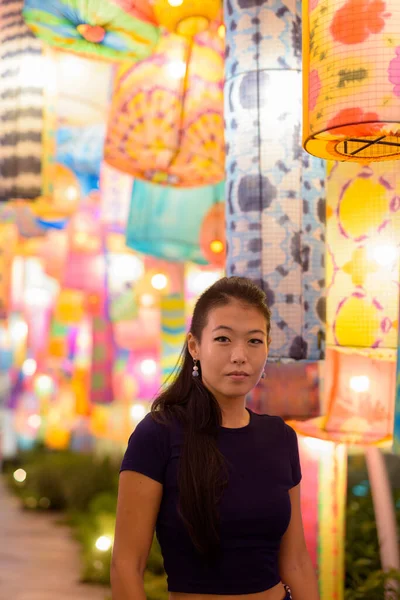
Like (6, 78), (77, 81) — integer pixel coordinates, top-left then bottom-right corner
(0, 1), (44, 201)
(30, 164), (81, 221)
(125, 180), (225, 262)
(104, 30), (224, 187)
(23, 0), (160, 62)
(99, 162), (133, 233)
(199, 202), (226, 268)
(302, 0), (400, 162)
(0, 224), (18, 318)
(224, 0), (326, 361)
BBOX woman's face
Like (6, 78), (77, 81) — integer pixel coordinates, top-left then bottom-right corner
(188, 299), (269, 404)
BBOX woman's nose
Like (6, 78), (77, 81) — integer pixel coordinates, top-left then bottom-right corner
(231, 344), (247, 364)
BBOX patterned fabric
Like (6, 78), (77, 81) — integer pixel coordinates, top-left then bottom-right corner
(23, 0), (160, 61)
(303, 0), (400, 162)
(224, 0), (326, 361)
(0, 0), (44, 201)
(161, 292), (186, 384)
(104, 31), (224, 187)
(326, 161), (400, 359)
(112, 0), (222, 35)
(125, 179), (225, 263)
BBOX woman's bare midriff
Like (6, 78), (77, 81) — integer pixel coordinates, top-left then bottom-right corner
(169, 581), (286, 600)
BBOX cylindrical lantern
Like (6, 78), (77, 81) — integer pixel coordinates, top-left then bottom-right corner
(303, 0), (400, 162)
(104, 30), (224, 187)
(199, 202), (226, 268)
(125, 180), (225, 262)
(0, 1), (44, 201)
(23, 0), (160, 62)
(224, 0), (326, 361)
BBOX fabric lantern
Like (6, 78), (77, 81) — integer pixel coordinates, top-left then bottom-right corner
(125, 180), (225, 263)
(23, 0), (160, 62)
(0, 0), (44, 201)
(199, 202), (226, 268)
(104, 30), (224, 187)
(302, 0), (400, 162)
(0, 224), (18, 319)
(90, 303), (114, 405)
(127, 347), (161, 402)
(30, 164), (81, 220)
(224, 0), (326, 362)
(160, 264), (186, 384)
(100, 162), (133, 233)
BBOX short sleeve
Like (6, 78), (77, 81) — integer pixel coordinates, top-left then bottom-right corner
(285, 423), (302, 488)
(120, 413), (170, 484)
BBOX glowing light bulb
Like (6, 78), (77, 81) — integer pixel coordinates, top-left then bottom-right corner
(187, 271), (220, 296)
(140, 293), (155, 307)
(372, 244), (398, 268)
(167, 60), (186, 79)
(210, 239), (224, 254)
(151, 273), (168, 290)
(13, 469), (27, 483)
(95, 536), (112, 552)
(350, 376), (370, 393)
(22, 358), (37, 377)
(140, 359), (157, 376)
(35, 374), (53, 395)
(218, 24), (226, 38)
(11, 321), (28, 341)
(168, 0), (183, 5)
(130, 404), (146, 421)
(27, 414), (42, 429)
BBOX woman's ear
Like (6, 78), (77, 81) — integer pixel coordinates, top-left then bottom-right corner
(187, 332), (199, 359)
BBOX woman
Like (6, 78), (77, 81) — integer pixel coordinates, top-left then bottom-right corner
(111, 277), (320, 600)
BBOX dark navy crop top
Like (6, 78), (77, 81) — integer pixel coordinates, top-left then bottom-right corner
(120, 407), (302, 595)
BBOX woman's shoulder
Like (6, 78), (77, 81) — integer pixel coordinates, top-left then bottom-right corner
(251, 410), (296, 440)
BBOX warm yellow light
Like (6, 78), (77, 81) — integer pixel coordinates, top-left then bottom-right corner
(168, 0), (183, 5)
(130, 404), (146, 421)
(167, 60), (186, 79)
(35, 375), (54, 395)
(350, 375), (370, 393)
(11, 321), (28, 341)
(95, 535), (113, 552)
(22, 358), (37, 377)
(187, 270), (221, 296)
(140, 359), (157, 376)
(151, 273), (168, 290)
(140, 293), (155, 307)
(27, 414), (42, 429)
(13, 469), (27, 483)
(371, 244), (398, 268)
(210, 239), (224, 254)
(218, 25), (226, 39)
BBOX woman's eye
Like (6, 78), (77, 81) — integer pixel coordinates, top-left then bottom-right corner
(215, 336), (229, 343)
(249, 339), (263, 345)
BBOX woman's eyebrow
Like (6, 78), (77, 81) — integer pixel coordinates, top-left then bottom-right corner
(212, 325), (266, 336)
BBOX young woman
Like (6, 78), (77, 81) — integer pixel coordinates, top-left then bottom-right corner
(111, 277), (320, 600)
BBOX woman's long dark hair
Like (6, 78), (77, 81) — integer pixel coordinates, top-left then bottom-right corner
(151, 276), (271, 561)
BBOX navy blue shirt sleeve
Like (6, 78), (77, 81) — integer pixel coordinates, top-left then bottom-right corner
(120, 412), (170, 484)
(284, 423), (302, 487)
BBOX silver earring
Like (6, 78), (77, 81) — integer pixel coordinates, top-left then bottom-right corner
(261, 371), (266, 379)
(192, 359), (199, 377)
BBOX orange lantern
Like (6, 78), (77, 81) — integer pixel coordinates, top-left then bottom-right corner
(31, 164), (81, 220)
(199, 202), (226, 268)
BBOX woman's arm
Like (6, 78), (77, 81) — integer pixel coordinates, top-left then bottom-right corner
(111, 470), (163, 600)
(278, 484), (320, 600)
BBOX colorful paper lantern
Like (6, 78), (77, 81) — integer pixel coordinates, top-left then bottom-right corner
(23, 0), (160, 62)
(30, 164), (81, 220)
(199, 202), (226, 268)
(224, 0), (326, 361)
(0, 0), (44, 201)
(104, 30), (224, 187)
(99, 162), (133, 233)
(125, 180), (225, 262)
(302, 0), (400, 162)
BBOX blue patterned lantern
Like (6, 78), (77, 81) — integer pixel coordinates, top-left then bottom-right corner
(224, 0), (326, 361)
